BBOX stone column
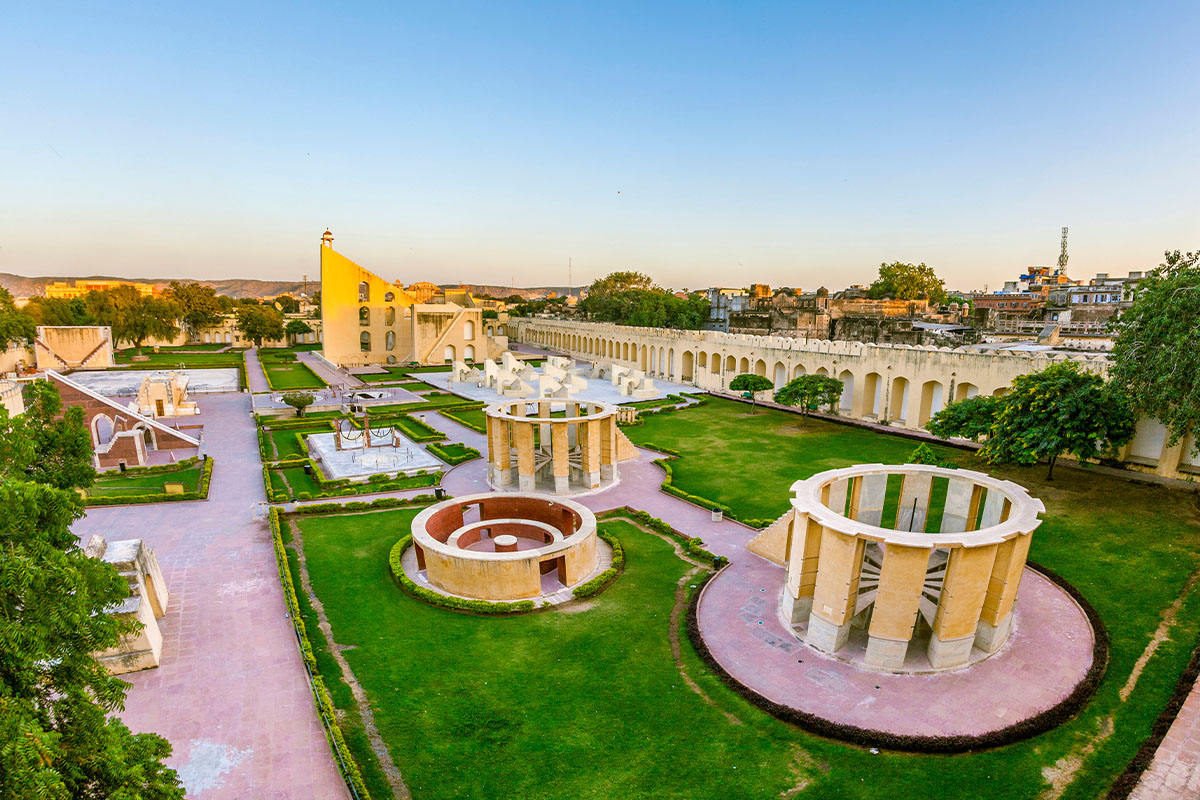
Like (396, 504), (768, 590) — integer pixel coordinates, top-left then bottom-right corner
(515, 421), (536, 492)
(928, 544), (997, 668)
(979, 489), (1009, 528)
(940, 477), (975, 532)
(551, 422), (569, 494)
(975, 533), (1032, 652)
(580, 419), (601, 488)
(782, 513), (822, 623)
(895, 471), (933, 533)
(864, 544), (931, 669)
(807, 529), (866, 654)
(537, 401), (551, 450)
(824, 478), (850, 517)
(853, 473), (888, 525)
(599, 415), (617, 481)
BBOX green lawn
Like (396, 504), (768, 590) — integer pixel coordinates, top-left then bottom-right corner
(114, 351), (245, 368)
(266, 424), (331, 460)
(118, 344), (233, 354)
(90, 463), (203, 496)
(438, 407), (486, 433)
(271, 466), (438, 499)
(263, 361), (327, 390)
(289, 396), (1200, 800)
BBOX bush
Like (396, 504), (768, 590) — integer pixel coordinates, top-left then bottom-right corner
(426, 442), (482, 466)
(572, 529), (625, 598)
(597, 507), (725, 565)
(85, 456), (214, 507)
(388, 536), (536, 615)
(295, 491), (312, 500)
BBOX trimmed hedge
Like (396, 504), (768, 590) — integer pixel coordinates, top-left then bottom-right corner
(597, 506), (725, 566)
(572, 529), (625, 599)
(290, 494), (441, 516)
(387, 536), (536, 615)
(85, 456), (214, 506)
(438, 407), (486, 434)
(685, 561), (1110, 753)
(268, 508), (372, 798)
(618, 395), (709, 427)
(265, 459), (442, 502)
(426, 442), (482, 466)
(638, 443), (772, 529)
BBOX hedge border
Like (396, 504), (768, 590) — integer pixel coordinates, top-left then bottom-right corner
(571, 528), (625, 599)
(1104, 632), (1200, 799)
(425, 441), (482, 466)
(633, 444), (775, 529)
(85, 456), (214, 506)
(264, 459), (441, 503)
(597, 506), (726, 566)
(438, 407), (486, 434)
(684, 560), (1110, 754)
(268, 508), (371, 799)
(261, 360), (327, 392)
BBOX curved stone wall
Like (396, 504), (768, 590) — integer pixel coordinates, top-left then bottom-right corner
(485, 398), (621, 494)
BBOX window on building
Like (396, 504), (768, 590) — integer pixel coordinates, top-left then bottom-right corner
(385, 306), (395, 325)
(359, 306), (370, 326)
(360, 331), (371, 352)
(385, 330), (395, 350)
(358, 282), (370, 302)
(384, 291), (395, 302)
(464, 320), (475, 340)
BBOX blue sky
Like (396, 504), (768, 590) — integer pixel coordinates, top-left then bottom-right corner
(3, 1), (1198, 290)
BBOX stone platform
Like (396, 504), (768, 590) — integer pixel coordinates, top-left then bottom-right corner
(306, 431), (443, 479)
(696, 554), (1096, 739)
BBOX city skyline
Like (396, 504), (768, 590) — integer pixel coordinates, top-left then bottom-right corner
(4, 1), (1197, 290)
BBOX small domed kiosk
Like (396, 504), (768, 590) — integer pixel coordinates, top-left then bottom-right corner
(782, 464), (1044, 670)
(410, 493), (598, 601)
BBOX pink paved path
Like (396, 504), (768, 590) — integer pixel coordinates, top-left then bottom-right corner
(76, 394), (349, 800)
(243, 348), (270, 393)
(1131, 688), (1200, 799)
(298, 350), (365, 391)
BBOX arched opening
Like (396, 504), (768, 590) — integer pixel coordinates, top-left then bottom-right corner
(360, 331), (371, 352)
(773, 361), (787, 389)
(793, 363), (807, 378)
(385, 330), (396, 351)
(697, 351), (707, 370)
(359, 306), (370, 326)
(955, 382), (979, 402)
(754, 359), (767, 377)
(444, 344), (456, 363)
(640, 345), (648, 371)
(385, 306), (395, 325)
(889, 377), (910, 423)
(92, 414), (114, 446)
(387, 355), (397, 364)
(739, 357), (750, 374)
(650, 348), (657, 373)
(816, 366), (829, 376)
(918, 380), (944, 426)
(465, 344), (476, 361)
(682, 351), (695, 382)
(726, 355), (736, 374)
(384, 291), (395, 302)
(838, 369), (855, 413)
(358, 282), (370, 302)
(464, 320), (475, 340)
(667, 348), (675, 378)
(992, 386), (1009, 397)
(863, 372), (883, 418)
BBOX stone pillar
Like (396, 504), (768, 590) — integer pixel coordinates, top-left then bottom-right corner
(537, 401), (551, 449)
(895, 471), (933, 533)
(551, 422), (569, 494)
(782, 513), (822, 622)
(928, 544), (997, 668)
(599, 415), (617, 481)
(515, 421), (536, 492)
(824, 478), (849, 517)
(488, 415), (512, 487)
(980, 488), (1008, 528)
(940, 477), (975, 533)
(580, 419), (601, 488)
(975, 533), (1032, 652)
(864, 544), (931, 669)
(807, 529), (866, 654)
(854, 473), (888, 525)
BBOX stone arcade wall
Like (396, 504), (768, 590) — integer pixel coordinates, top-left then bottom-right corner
(512, 318), (1200, 481)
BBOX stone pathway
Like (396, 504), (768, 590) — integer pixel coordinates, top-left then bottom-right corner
(1130, 690), (1200, 799)
(243, 348), (270, 393)
(75, 394), (349, 800)
(298, 350), (365, 391)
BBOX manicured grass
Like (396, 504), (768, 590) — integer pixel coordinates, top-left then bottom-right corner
(114, 351), (245, 368)
(273, 466), (438, 500)
(118, 343), (233, 354)
(425, 442), (480, 465)
(438, 407), (486, 433)
(90, 464), (203, 496)
(367, 395), (478, 414)
(263, 361), (327, 390)
(266, 424), (331, 460)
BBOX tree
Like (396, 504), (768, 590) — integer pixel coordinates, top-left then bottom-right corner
(0, 287), (34, 348)
(0, 385), (182, 798)
(1, 380), (97, 491)
(22, 296), (95, 327)
(482, 309), (499, 320)
(280, 391), (315, 417)
(165, 281), (222, 340)
(285, 319), (313, 346)
(868, 262), (947, 304)
(773, 374), (844, 415)
(924, 394), (1001, 442)
(85, 286), (180, 354)
(928, 362), (1136, 479)
(580, 271), (711, 330)
(235, 304), (285, 347)
(729, 373), (775, 413)
(1110, 250), (1200, 455)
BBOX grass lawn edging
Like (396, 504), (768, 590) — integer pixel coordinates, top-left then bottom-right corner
(438, 407), (486, 433)
(684, 560), (1110, 754)
(262, 457), (441, 503)
(597, 507), (726, 567)
(85, 456), (214, 506)
(262, 359), (326, 391)
(636, 443), (775, 529)
(425, 441), (481, 466)
(571, 528), (626, 599)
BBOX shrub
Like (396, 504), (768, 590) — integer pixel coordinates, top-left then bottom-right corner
(388, 536), (536, 615)
(295, 491), (312, 500)
(572, 529), (625, 598)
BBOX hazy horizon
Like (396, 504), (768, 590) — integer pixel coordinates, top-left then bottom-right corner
(4, 1), (1197, 292)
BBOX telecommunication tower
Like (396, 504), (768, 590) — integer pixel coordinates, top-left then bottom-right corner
(1057, 227), (1069, 270)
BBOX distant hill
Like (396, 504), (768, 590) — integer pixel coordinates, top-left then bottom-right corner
(0, 272), (582, 301)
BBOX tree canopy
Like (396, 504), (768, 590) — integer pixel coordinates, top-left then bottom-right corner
(285, 319), (313, 345)
(0, 287), (35, 348)
(926, 362), (1136, 479)
(85, 286), (180, 353)
(1110, 249), (1200, 452)
(773, 374), (844, 415)
(236, 304), (285, 346)
(580, 271), (710, 330)
(728, 373), (775, 411)
(165, 281), (223, 338)
(0, 382), (182, 798)
(280, 391), (315, 417)
(924, 394), (1001, 442)
(867, 262), (947, 304)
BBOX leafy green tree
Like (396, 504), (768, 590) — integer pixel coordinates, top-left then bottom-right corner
(165, 281), (223, 340)
(274, 295), (301, 314)
(925, 394), (1001, 442)
(285, 319), (313, 346)
(729, 373), (775, 413)
(235, 304), (285, 347)
(867, 262), (947, 304)
(907, 443), (949, 467)
(22, 296), (94, 327)
(773, 374), (844, 415)
(85, 286), (180, 354)
(0, 287), (34, 348)
(929, 362), (1135, 479)
(482, 309), (499, 320)
(280, 391), (315, 417)
(1110, 250), (1200, 455)
(0, 385), (182, 799)
(580, 271), (710, 330)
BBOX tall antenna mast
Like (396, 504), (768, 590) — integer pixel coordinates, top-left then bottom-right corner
(1058, 227), (1069, 270)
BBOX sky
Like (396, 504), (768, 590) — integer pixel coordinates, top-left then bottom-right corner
(3, 1), (1198, 292)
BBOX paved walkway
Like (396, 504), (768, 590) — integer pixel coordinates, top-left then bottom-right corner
(76, 394), (349, 800)
(1131, 689), (1200, 799)
(243, 348), (270, 393)
(298, 351), (364, 392)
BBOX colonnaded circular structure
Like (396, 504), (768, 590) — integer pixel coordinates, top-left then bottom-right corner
(485, 398), (622, 494)
(410, 493), (599, 601)
(782, 464), (1044, 670)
